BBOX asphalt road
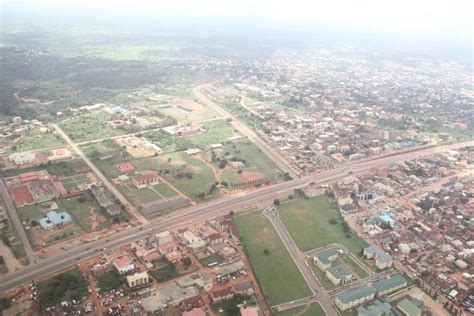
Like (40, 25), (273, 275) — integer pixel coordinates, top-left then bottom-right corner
(0, 179), (36, 263)
(1, 139), (472, 294)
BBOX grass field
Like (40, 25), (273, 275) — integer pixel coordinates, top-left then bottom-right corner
(278, 197), (368, 254)
(219, 141), (282, 184)
(61, 174), (89, 190)
(1, 228), (27, 261)
(341, 255), (369, 279)
(13, 132), (64, 152)
(80, 139), (122, 158)
(117, 182), (177, 206)
(235, 212), (312, 305)
(275, 302), (326, 316)
(57, 196), (102, 232)
(59, 112), (127, 142)
(150, 263), (179, 282)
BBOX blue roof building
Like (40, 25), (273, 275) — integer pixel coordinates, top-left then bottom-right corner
(39, 210), (72, 230)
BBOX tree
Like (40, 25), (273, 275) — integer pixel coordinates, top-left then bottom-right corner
(0, 255), (4, 265)
(31, 220), (38, 227)
(329, 218), (338, 225)
(182, 257), (192, 269)
(0, 297), (11, 312)
(1, 235), (10, 247)
(273, 199), (280, 206)
(263, 249), (270, 255)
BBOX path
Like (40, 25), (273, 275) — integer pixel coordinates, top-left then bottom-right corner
(51, 124), (149, 224)
(0, 240), (23, 273)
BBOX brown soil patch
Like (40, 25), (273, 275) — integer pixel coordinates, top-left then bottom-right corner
(237, 171), (264, 183)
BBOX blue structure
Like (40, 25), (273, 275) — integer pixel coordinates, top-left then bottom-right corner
(39, 210), (72, 230)
(378, 213), (396, 228)
(105, 105), (129, 117)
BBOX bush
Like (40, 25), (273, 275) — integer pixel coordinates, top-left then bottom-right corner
(38, 269), (88, 309)
(97, 270), (124, 293)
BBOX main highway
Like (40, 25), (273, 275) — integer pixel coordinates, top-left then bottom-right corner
(1, 139), (472, 293)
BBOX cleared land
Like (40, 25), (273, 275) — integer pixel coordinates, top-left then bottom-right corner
(275, 302), (326, 316)
(235, 212), (312, 305)
(117, 182), (178, 206)
(278, 197), (368, 254)
(13, 132), (64, 152)
(59, 112), (127, 142)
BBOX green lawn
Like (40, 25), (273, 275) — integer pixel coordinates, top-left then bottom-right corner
(185, 119), (236, 148)
(153, 183), (178, 198)
(219, 141), (282, 185)
(13, 133), (64, 152)
(278, 197), (368, 254)
(57, 196), (102, 232)
(235, 212), (312, 305)
(341, 255), (369, 279)
(200, 253), (223, 266)
(308, 260), (336, 290)
(150, 263), (179, 282)
(118, 184), (163, 206)
(275, 302), (326, 316)
(80, 139), (122, 158)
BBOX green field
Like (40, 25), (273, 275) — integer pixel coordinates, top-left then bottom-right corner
(1, 228), (27, 262)
(278, 197), (368, 254)
(57, 196), (102, 232)
(150, 263), (179, 282)
(12, 132), (64, 152)
(341, 255), (369, 279)
(275, 302), (326, 316)
(219, 141), (282, 185)
(117, 182), (178, 206)
(61, 174), (89, 190)
(59, 112), (127, 142)
(80, 139), (122, 158)
(235, 212), (312, 305)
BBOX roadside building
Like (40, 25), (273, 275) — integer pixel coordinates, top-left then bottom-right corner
(334, 285), (376, 311)
(232, 280), (254, 295)
(90, 184), (114, 208)
(113, 255), (136, 274)
(126, 271), (149, 288)
(180, 295), (204, 312)
(364, 245), (393, 269)
(209, 287), (234, 304)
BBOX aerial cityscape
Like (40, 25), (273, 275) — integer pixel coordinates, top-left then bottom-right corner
(0, 0), (472, 315)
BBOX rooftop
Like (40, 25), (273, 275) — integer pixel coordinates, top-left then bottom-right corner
(336, 285), (375, 304)
(327, 263), (352, 279)
(372, 274), (407, 293)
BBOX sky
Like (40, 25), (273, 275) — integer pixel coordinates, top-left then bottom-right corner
(1, 0), (473, 46)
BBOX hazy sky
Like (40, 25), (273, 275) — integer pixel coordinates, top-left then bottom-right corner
(2, 0), (473, 44)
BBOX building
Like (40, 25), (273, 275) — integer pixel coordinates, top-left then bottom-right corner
(90, 185), (114, 208)
(397, 298), (422, 316)
(132, 170), (159, 189)
(180, 295), (204, 312)
(240, 306), (260, 316)
(113, 255), (136, 274)
(209, 287), (234, 303)
(364, 245), (393, 269)
(39, 211), (72, 230)
(126, 271), (149, 288)
(232, 280), (254, 295)
(208, 233), (224, 246)
(334, 285), (376, 311)
(8, 151), (36, 166)
(372, 274), (407, 296)
(357, 298), (395, 316)
(314, 248), (339, 270)
(106, 204), (122, 216)
(326, 263), (353, 286)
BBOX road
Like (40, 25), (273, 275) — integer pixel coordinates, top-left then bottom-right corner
(264, 208), (339, 315)
(51, 124), (149, 224)
(1, 140), (472, 293)
(193, 84), (301, 178)
(0, 179), (36, 263)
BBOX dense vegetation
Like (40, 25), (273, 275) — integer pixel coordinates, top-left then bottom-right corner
(38, 269), (89, 309)
(96, 270), (124, 293)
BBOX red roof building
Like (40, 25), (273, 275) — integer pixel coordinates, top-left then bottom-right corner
(20, 172), (39, 183)
(132, 170), (159, 188)
(180, 295), (204, 311)
(209, 287), (234, 303)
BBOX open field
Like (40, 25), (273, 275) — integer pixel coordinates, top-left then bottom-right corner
(1, 160), (90, 178)
(57, 196), (102, 232)
(1, 227), (27, 263)
(219, 141), (282, 185)
(59, 112), (127, 142)
(117, 182), (178, 206)
(12, 132), (64, 152)
(95, 152), (217, 200)
(235, 212), (312, 305)
(275, 302), (325, 316)
(144, 119), (236, 152)
(278, 197), (368, 254)
(80, 139), (122, 158)
(157, 99), (220, 122)
(341, 254), (369, 279)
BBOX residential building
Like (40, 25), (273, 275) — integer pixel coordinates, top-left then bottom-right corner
(372, 274), (407, 296)
(326, 263), (353, 286)
(314, 248), (339, 270)
(39, 211), (72, 230)
(113, 255), (136, 274)
(126, 271), (149, 288)
(364, 245), (393, 269)
(132, 170), (159, 189)
(334, 285), (376, 311)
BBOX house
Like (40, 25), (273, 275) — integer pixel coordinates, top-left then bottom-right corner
(158, 240), (179, 255)
(185, 148), (202, 156)
(126, 271), (149, 288)
(334, 285), (376, 311)
(176, 123), (204, 137)
(106, 204), (121, 216)
(132, 170), (159, 189)
(326, 263), (353, 286)
(90, 185), (114, 208)
(39, 211), (72, 230)
(117, 162), (135, 173)
(232, 280), (254, 295)
(314, 248), (339, 271)
(180, 295), (204, 312)
(113, 255), (136, 274)
(364, 245), (393, 269)
(209, 287), (234, 303)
